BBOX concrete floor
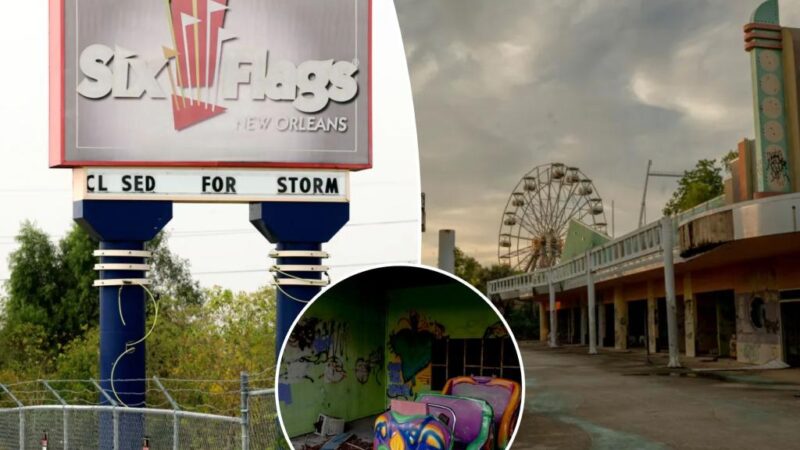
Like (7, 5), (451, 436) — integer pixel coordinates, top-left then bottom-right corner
(514, 341), (800, 450)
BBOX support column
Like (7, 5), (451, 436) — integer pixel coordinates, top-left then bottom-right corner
(661, 216), (682, 368)
(250, 202), (349, 357)
(538, 301), (549, 343)
(647, 280), (658, 354)
(614, 286), (627, 350)
(586, 252), (597, 354)
(684, 273), (697, 358)
(598, 298), (606, 348)
(74, 200), (173, 450)
(548, 272), (557, 347)
(580, 300), (588, 346)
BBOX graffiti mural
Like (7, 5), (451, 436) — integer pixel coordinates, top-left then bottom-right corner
(387, 362), (414, 398)
(355, 346), (384, 385)
(388, 311), (448, 400)
(766, 147), (789, 187)
(281, 317), (349, 385)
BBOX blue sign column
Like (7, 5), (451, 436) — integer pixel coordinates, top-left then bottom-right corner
(74, 200), (173, 449)
(249, 202), (350, 357)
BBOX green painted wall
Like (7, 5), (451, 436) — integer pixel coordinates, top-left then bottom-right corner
(561, 219), (610, 261)
(385, 283), (507, 403)
(278, 283), (387, 437)
(278, 280), (509, 437)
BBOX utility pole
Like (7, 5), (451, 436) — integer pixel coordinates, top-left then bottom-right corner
(438, 230), (456, 274)
(639, 160), (683, 227)
(611, 200), (615, 238)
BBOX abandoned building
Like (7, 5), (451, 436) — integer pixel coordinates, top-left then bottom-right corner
(488, 0), (800, 368)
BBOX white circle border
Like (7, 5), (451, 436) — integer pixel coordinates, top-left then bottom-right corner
(273, 263), (528, 449)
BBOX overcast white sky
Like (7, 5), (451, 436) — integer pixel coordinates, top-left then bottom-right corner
(0, 1), (420, 292)
(397, 0), (800, 265)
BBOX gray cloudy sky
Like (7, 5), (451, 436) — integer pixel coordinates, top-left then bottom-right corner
(397, 0), (800, 265)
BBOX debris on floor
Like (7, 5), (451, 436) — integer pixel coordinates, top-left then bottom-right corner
(301, 433), (371, 450)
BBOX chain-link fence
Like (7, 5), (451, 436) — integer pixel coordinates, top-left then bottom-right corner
(0, 374), (281, 450)
(248, 389), (286, 450)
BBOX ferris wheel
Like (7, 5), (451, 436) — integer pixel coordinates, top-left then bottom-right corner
(498, 163), (608, 272)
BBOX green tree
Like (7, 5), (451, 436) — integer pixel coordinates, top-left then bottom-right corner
(663, 159), (724, 216)
(722, 150), (738, 174)
(454, 248), (518, 293)
(147, 232), (203, 306)
(4, 222), (67, 345)
(56, 225), (100, 341)
(1, 223), (204, 372)
(454, 248), (484, 289)
(505, 301), (538, 340)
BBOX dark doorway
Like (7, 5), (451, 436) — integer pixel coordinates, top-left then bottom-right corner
(603, 303), (615, 347)
(557, 309), (570, 343)
(780, 298), (800, 367)
(571, 307), (581, 344)
(628, 300), (647, 348)
(695, 291), (736, 357)
(696, 295), (719, 355)
(556, 307), (581, 344)
(656, 297), (687, 353)
(716, 292), (736, 358)
(657, 298), (668, 352)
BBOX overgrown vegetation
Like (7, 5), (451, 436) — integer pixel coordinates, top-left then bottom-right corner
(0, 222), (276, 406)
(454, 248), (517, 294)
(454, 248), (537, 339)
(663, 151), (737, 216)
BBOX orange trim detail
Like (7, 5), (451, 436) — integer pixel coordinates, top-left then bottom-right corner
(744, 22), (783, 33)
(745, 40), (783, 52)
(745, 30), (783, 43)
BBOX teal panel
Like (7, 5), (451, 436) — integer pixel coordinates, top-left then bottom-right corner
(751, 0), (780, 25)
(561, 219), (610, 261)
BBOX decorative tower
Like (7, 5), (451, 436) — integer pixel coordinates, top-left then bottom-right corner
(745, 0), (792, 195)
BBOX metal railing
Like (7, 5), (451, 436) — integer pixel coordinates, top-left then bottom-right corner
(488, 191), (800, 297)
(487, 217), (674, 296)
(0, 374), (280, 450)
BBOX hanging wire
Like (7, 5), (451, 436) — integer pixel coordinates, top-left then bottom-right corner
(269, 266), (331, 303)
(110, 281), (160, 407)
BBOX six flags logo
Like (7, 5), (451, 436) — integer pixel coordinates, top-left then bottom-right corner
(76, 0), (360, 130)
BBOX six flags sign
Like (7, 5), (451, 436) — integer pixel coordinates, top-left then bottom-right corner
(50, 0), (372, 169)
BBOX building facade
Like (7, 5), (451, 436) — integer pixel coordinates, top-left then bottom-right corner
(488, 0), (800, 368)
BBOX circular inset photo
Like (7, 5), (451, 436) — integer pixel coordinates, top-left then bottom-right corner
(275, 265), (525, 450)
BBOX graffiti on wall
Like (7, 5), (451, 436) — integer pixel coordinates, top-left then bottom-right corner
(281, 317), (349, 385)
(387, 311), (447, 399)
(356, 346), (384, 385)
(387, 362), (413, 398)
(734, 288), (784, 365)
(766, 148), (789, 187)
